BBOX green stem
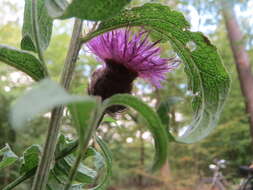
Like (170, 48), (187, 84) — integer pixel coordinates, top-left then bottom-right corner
(31, 19), (83, 190)
(64, 111), (105, 190)
(64, 153), (83, 190)
(31, 0), (48, 76)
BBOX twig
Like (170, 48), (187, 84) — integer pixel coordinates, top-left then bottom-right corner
(31, 19), (83, 190)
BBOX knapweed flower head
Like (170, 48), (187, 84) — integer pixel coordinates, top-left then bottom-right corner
(87, 28), (178, 112)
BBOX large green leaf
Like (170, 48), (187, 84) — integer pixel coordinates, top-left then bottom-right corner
(45, 0), (130, 21)
(83, 3), (231, 144)
(10, 79), (96, 129)
(0, 144), (19, 170)
(102, 94), (169, 171)
(21, 0), (53, 52)
(0, 45), (46, 80)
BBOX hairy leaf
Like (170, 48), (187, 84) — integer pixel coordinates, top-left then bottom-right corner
(20, 145), (41, 174)
(10, 79), (96, 129)
(21, 0), (53, 52)
(83, 3), (231, 143)
(103, 94), (169, 171)
(0, 45), (46, 80)
(46, 0), (130, 20)
(0, 144), (19, 170)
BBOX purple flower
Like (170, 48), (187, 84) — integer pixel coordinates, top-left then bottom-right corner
(87, 28), (178, 112)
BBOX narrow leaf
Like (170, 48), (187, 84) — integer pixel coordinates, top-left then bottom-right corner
(0, 144), (19, 170)
(0, 45), (46, 81)
(103, 94), (169, 171)
(90, 136), (113, 190)
(10, 79), (96, 129)
(21, 0), (53, 52)
(46, 0), (130, 21)
(84, 3), (231, 143)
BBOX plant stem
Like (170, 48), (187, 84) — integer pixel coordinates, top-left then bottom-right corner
(31, 19), (83, 190)
(64, 153), (83, 190)
(64, 111), (105, 190)
(31, 0), (48, 76)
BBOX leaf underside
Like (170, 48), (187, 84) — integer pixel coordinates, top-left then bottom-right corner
(84, 3), (231, 144)
(46, 0), (130, 21)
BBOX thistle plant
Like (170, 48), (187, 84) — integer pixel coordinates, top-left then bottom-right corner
(87, 29), (179, 112)
(0, 0), (230, 190)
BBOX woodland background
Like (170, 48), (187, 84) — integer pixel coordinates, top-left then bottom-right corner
(1, 0), (253, 189)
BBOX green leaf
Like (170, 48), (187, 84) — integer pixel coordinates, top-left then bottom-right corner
(83, 3), (231, 144)
(103, 94), (169, 171)
(20, 144), (41, 174)
(54, 135), (97, 184)
(157, 97), (183, 128)
(68, 100), (98, 147)
(0, 45), (46, 81)
(10, 79), (96, 129)
(47, 171), (85, 190)
(85, 147), (105, 170)
(0, 144), (19, 170)
(102, 116), (117, 124)
(21, 0), (53, 52)
(90, 136), (113, 190)
(45, 0), (130, 21)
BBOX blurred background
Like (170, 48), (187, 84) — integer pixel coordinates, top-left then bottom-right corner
(1, 0), (253, 189)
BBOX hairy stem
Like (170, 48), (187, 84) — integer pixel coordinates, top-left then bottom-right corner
(31, 19), (83, 190)
(31, 0), (48, 76)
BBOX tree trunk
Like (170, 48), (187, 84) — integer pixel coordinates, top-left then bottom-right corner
(221, 1), (253, 144)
